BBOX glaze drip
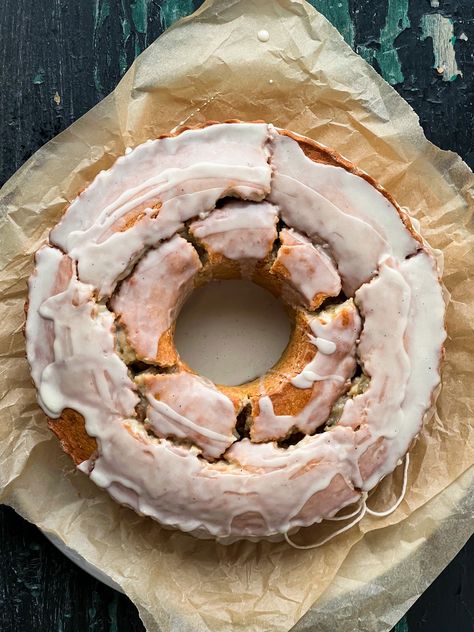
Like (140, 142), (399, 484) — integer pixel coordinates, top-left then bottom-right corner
(25, 122), (446, 543)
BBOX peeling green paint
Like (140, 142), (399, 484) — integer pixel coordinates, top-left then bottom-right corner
(93, 0), (110, 35)
(160, 0), (194, 31)
(107, 592), (119, 632)
(130, 0), (149, 35)
(421, 13), (462, 81)
(33, 70), (45, 85)
(359, 0), (410, 85)
(308, 0), (354, 47)
(118, 0), (132, 75)
(308, 0), (409, 85)
(128, 0), (153, 61)
(119, 16), (131, 75)
(93, 0), (111, 94)
(394, 617), (409, 632)
(358, 45), (376, 66)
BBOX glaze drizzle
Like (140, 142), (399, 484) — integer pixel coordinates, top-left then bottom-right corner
(25, 122), (445, 542)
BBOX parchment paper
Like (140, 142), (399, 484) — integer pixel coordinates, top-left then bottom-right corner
(0, 1), (473, 631)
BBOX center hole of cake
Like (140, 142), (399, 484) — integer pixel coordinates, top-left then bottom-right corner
(175, 280), (292, 386)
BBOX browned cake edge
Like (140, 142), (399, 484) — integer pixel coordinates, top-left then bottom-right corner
(30, 119), (421, 465)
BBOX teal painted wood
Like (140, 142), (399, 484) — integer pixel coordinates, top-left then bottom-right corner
(357, 0), (410, 85)
(63, 0), (473, 180)
(160, 0), (195, 30)
(309, 0), (355, 47)
(159, 0), (462, 87)
(394, 618), (410, 632)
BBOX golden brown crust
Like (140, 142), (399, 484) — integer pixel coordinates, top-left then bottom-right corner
(220, 308), (316, 424)
(37, 120), (421, 466)
(47, 409), (97, 465)
(156, 328), (178, 367)
(196, 252), (242, 283)
(180, 247), (319, 429)
(269, 251), (327, 311)
(115, 203), (162, 233)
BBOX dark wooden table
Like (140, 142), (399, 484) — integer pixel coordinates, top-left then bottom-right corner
(1, 1), (473, 630)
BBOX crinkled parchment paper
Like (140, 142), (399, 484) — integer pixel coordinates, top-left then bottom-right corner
(0, 1), (473, 631)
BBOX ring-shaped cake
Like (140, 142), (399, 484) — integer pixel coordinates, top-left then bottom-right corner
(25, 121), (446, 542)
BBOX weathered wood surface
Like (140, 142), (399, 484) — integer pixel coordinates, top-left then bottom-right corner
(0, 1), (473, 631)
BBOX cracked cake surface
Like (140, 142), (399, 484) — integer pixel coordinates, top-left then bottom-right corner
(25, 121), (446, 542)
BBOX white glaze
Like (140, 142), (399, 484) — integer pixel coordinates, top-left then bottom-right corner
(290, 371), (345, 389)
(25, 246), (138, 426)
(140, 372), (237, 460)
(289, 309), (359, 390)
(272, 228), (341, 307)
(338, 253), (446, 489)
(50, 123), (272, 296)
(111, 235), (201, 363)
(314, 337), (337, 355)
(25, 247), (73, 388)
(87, 421), (361, 539)
(190, 200), (278, 260)
(25, 123), (445, 542)
(251, 301), (361, 442)
(269, 132), (419, 295)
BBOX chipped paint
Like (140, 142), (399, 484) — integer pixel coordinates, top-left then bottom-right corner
(119, 15), (131, 75)
(53, 91), (61, 105)
(118, 0), (132, 76)
(131, 0), (151, 57)
(33, 70), (45, 85)
(92, 0), (111, 94)
(107, 592), (119, 632)
(358, 0), (410, 85)
(431, 0), (440, 8)
(421, 13), (462, 81)
(309, 0), (354, 47)
(130, 0), (148, 34)
(394, 617), (409, 632)
(93, 0), (110, 37)
(160, 0), (194, 31)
